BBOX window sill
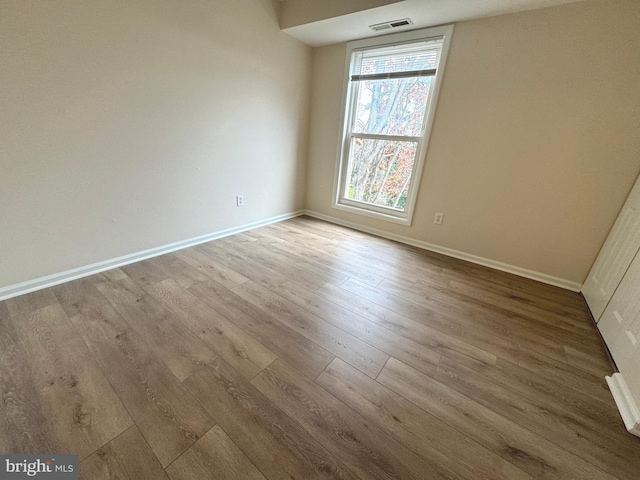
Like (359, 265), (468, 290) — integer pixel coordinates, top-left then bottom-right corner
(331, 201), (412, 226)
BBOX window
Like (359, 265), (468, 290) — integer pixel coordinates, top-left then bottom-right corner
(333, 25), (453, 225)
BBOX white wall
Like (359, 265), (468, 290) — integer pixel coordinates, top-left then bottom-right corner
(0, 0), (311, 289)
(305, 0), (640, 285)
(280, 0), (402, 29)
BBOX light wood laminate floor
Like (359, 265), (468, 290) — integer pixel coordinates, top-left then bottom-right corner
(1, 216), (639, 479)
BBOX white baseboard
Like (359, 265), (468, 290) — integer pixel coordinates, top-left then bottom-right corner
(606, 373), (640, 438)
(303, 209), (582, 292)
(1, 208), (582, 301)
(0, 211), (304, 302)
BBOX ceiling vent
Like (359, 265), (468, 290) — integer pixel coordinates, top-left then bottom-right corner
(369, 18), (413, 32)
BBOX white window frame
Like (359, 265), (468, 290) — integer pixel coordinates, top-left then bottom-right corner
(332, 24), (454, 226)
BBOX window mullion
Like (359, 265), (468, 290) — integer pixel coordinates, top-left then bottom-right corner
(351, 133), (421, 143)
(351, 68), (436, 82)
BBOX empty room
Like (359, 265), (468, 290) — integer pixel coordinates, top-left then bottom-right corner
(1, 0), (640, 479)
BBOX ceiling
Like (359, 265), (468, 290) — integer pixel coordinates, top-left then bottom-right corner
(280, 0), (589, 46)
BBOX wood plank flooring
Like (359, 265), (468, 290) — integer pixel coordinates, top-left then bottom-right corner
(1, 215), (639, 479)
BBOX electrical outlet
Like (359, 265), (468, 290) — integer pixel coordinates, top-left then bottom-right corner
(434, 212), (444, 225)
(236, 194), (244, 207)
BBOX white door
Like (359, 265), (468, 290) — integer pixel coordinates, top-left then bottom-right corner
(598, 249), (640, 366)
(582, 175), (640, 321)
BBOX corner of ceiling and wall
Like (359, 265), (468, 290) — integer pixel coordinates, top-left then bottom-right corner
(277, 0), (589, 47)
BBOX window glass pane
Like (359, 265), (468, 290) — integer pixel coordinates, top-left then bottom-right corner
(345, 138), (417, 211)
(352, 76), (432, 137)
(353, 41), (442, 76)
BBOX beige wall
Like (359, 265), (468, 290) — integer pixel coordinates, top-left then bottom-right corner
(305, 0), (640, 285)
(3, 0), (639, 291)
(0, 0), (311, 289)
